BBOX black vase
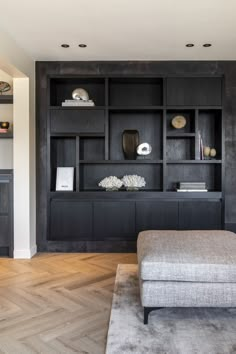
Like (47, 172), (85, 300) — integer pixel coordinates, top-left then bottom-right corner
(122, 130), (139, 160)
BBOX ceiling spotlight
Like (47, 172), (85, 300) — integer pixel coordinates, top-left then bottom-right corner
(61, 44), (70, 48)
(78, 44), (87, 48)
(186, 43), (194, 47)
(203, 43), (212, 47)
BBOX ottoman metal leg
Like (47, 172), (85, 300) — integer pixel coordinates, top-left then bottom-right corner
(144, 307), (163, 324)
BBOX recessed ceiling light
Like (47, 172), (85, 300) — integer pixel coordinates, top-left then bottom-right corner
(186, 43), (194, 47)
(78, 44), (87, 48)
(203, 43), (212, 47)
(61, 44), (70, 48)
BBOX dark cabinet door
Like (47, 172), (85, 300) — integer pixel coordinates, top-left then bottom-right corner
(136, 201), (179, 232)
(0, 173), (13, 257)
(179, 201), (222, 230)
(94, 201), (135, 241)
(50, 200), (93, 241)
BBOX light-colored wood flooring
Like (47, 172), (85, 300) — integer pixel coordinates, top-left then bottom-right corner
(0, 253), (137, 354)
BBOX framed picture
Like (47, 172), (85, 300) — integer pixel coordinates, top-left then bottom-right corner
(56, 167), (74, 191)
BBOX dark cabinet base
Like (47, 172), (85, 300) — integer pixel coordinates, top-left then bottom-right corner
(43, 196), (222, 252)
(37, 240), (137, 253)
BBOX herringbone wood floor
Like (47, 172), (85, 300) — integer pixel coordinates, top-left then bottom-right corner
(0, 253), (137, 354)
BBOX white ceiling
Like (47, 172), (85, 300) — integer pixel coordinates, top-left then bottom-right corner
(1, 0), (236, 61)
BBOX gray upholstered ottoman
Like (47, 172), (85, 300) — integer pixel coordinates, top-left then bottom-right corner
(137, 230), (236, 324)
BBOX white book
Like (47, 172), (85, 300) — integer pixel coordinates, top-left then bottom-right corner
(56, 167), (74, 191)
(177, 189), (208, 192)
(62, 102), (95, 106)
(65, 99), (94, 103)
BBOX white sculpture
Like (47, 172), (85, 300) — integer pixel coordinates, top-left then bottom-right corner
(98, 176), (123, 191)
(122, 175), (146, 190)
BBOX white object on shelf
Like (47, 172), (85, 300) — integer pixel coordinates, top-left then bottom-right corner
(137, 143), (152, 156)
(98, 176), (123, 190)
(62, 100), (95, 107)
(177, 189), (208, 192)
(56, 167), (74, 191)
(122, 175), (146, 188)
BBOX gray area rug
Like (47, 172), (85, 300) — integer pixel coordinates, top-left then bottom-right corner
(106, 264), (236, 354)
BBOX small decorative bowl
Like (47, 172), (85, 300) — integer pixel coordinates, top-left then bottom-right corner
(0, 122), (10, 129)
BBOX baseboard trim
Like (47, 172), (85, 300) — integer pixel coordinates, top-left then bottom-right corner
(14, 245), (37, 259)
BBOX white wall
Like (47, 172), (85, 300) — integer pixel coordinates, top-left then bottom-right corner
(0, 26), (36, 258)
(0, 70), (13, 169)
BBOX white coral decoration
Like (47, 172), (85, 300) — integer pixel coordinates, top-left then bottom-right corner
(122, 175), (146, 188)
(98, 176), (123, 189)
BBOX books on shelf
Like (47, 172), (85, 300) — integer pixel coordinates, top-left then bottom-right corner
(178, 182), (206, 189)
(62, 99), (95, 107)
(177, 189), (208, 192)
(0, 128), (8, 133)
(177, 182), (207, 192)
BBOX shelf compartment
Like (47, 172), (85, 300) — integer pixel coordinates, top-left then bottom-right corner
(50, 108), (105, 134)
(166, 109), (195, 134)
(79, 164), (162, 191)
(166, 163), (221, 191)
(50, 77), (105, 106)
(109, 78), (163, 106)
(198, 109), (222, 159)
(166, 77), (222, 106)
(50, 137), (76, 191)
(79, 137), (105, 161)
(109, 110), (163, 160)
(166, 138), (195, 161)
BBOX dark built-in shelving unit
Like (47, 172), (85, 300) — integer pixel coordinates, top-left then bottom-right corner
(0, 95), (13, 105)
(36, 67), (224, 252)
(49, 77), (223, 193)
(0, 96), (13, 257)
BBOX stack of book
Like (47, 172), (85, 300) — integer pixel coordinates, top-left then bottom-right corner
(0, 128), (8, 133)
(177, 182), (207, 192)
(61, 99), (95, 107)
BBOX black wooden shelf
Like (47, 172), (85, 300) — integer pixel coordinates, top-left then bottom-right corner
(51, 133), (105, 137)
(50, 191), (222, 199)
(167, 160), (222, 164)
(108, 106), (164, 111)
(49, 106), (106, 110)
(0, 133), (13, 139)
(166, 133), (195, 138)
(79, 160), (163, 164)
(0, 95), (13, 104)
(49, 105), (222, 111)
(167, 106), (222, 110)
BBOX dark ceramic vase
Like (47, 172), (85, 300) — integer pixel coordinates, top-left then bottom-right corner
(122, 130), (139, 160)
